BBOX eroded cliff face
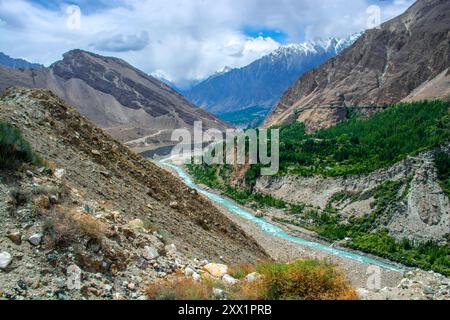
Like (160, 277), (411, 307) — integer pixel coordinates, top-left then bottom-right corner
(254, 152), (449, 243)
(264, 0), (450, 131)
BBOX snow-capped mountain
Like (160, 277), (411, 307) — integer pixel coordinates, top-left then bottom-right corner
(185, 34), (360, 126)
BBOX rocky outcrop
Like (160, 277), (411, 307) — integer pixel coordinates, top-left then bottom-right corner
(264, 0), (450, 131)
(0, 50), (228, 151)
(254, 153), (450, 243)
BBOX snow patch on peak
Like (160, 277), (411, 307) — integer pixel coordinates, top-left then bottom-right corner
(269, 33), (362, 60)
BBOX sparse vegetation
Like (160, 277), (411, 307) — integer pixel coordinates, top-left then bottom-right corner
(147, 277), (215, 300)
(146, 260), (357, 300)
(273, 180), (450, 276)
(0, 122), (41, 169)
(235, 260), (357, 300)
(42, 206), (107, 247)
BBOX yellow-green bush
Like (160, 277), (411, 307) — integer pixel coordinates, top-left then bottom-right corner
(146, 259), (357, 300)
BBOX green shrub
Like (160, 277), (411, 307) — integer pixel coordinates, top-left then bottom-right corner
(0, 122), (40, 169)
(237, 260), (357, 300)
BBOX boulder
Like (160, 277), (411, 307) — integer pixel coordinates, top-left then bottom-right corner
(28, 233), (43, 246)
(213, 288), (225, 298)
(169, 201), (178, 208)
(7, 231), (22, 245)
(143, 246), (159, 260)
(222, 274), (238, 285)
(203, 263), (228, 278)
(54, 169), (65, 179)
(91, 150), (101, 156)
(245, 272), (262, 283)
(0, 252), (12, 269)
(184, 267), (195, 276)
(192, 272), (201, 282)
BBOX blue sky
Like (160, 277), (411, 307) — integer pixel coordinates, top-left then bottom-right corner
(0, 0), (415, 83)
(27, 0), (123, 13)
(243, 27), (288, 44)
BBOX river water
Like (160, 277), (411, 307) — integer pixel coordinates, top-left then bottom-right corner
(159, 157), (404, 272)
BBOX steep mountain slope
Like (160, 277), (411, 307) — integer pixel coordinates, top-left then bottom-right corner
(0, 52), (43, 70)
(0, 50), (228, 151)
(0, 87), (267, 299)
(185, 36), (359, 126)
(264, 0), (450, 131)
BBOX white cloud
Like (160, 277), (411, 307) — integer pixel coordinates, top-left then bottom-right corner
(0, 0), (414, 83)
(90, 31), (149, 52)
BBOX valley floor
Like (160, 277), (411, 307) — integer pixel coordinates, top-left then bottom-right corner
(158, 158), (450, 300)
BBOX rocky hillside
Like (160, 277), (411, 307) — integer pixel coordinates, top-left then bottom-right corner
(186, 36), (358, 127)
(0, 88), (266, 299)
(255, 151), (450, 243)
(0, 50), (228, 152)
(264, 0), (450, 131)
(0, 52), (43, 70)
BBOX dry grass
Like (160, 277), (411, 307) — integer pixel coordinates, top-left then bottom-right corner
(146, 277), (215, 300)
(42, 205), (107, 246)
(233, 260), (357, 300)
(146, 259), (357, 301)
(33, 195), (51, 210)
(228, 263), (257, 279)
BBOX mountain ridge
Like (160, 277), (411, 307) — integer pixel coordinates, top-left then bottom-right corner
(264, 0), (450, 131)
(0, 52), (43, 70)
(185, 35), (360, 126)
(0, 50), (228, 152)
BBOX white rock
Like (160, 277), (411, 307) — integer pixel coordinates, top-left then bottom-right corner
(28, 233), (43, 246)
(245, 272), (262, 283)
(54, 169), (65, 179)
(222, 274), (238, 285)
(143, 246), (159, 260)
(165, 244), (177, 255)
(213, 288), (225, 298)
(203, 263), (228, 278)
(0, 252), (12, 269)
(184, 267), (195, 276)
(192, 272), (201, 282)
(169, 201), (178, 208)
(356, 288), (371, 299)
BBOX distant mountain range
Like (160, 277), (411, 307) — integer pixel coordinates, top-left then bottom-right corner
(0, 50), (228, 152)
(0, 52), (43, 69)
(264, 0), (450, 131)
(184, 35), (360, 127)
